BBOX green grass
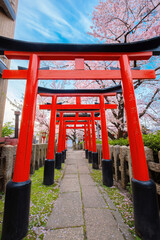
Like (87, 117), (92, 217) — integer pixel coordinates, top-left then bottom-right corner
(90, 169), (141, 240)
(0, 166), (63, 239)
(0, 193), (5, 236)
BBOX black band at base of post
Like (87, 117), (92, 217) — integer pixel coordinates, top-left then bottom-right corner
(88, 151), (92, 163)
(43, 159), (55, 185)
(85, 149), (88, 159)
(64, 149), (67, 159)
(92, 152), (99, 169)
(55, 152), (62, 169)
(132, 178), (160, 240)
(102, 159), (113, 187)
(2, 180), (31, 240)
(61, 150), (65, 163)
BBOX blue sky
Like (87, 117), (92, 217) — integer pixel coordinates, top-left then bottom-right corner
(15, 0), (98, 43)
(5, 0), (99, 123)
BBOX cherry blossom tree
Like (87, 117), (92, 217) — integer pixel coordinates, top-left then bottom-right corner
(78, 0), (160, 138)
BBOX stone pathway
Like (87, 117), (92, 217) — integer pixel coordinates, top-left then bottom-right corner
(44, 150), (133, 240)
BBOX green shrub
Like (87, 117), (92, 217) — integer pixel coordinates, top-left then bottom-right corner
(2, 122), (14, 137)
(108, 131), (160, 158)
(96, 139), (102, 144)
(142, 131), (160, 155)
(109, 138), (129, 146)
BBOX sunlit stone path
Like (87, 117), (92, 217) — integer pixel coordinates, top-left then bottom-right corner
(44, 150), (133, 240)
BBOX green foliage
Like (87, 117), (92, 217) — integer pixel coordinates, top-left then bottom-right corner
(90, 169), (140, 239)
(107, 131), (160, 158)
(2, 122), (14, 137)
(142, 131), (160, 155)
(109, 138), (129, 146)
(96, 139), (102, 144)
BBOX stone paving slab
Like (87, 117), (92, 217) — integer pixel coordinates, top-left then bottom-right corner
(84, 208), (124, 240)
(46, 192), (83, 229)
(44, 227), (84, 240)
(65, 159), (78, 165)
(99, 185), (117, 210)
(111, 210), (134, 240)
(78, 165), (90, 174)
(60, 177), (80, 192)
(65, 165), (78, 174)
(63, 174), (78, 178)
(77, 159), (87, 166)
(79, 173), (96, 186)
(81, 185), (107, 208)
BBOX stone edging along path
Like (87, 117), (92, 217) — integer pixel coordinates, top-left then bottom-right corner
(44, 150), (133, 240)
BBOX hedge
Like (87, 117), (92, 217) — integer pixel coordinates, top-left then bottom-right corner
(96, 131), (160, 160)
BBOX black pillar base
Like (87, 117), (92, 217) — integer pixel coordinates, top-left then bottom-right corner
(55, 152), (62, 169)
(2, 180), (31, 240)
(132, 178), (160, 240)
(61, 150), (65, 163)
(88, 151), (92, 163)
(92, 152), (99, 169)
(43, 159), (55, 185)
(85, 149), (88, 159)
(102, 159), (113, 187)
(64, 149), (67, 159)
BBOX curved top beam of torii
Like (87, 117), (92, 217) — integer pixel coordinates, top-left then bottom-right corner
(38, 84), (122, 95)
(0, 36), (160, 55)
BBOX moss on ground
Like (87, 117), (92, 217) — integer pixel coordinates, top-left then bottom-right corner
(90, 169), (141, 240)
(0, 165), (63, 239)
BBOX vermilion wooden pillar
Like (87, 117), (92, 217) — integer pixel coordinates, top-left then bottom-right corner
(55, 112), (63, 169)
(87, 120), (92, 163)
(91, 112), (99, 169)
(120, 55), (160, 239)
(2, 54), (40, 240)
(63, 125), (67, 160)
(43, 96), (57, 185)
(100, 95), (113, 186)
(61, 122), (66, 163)
(84, 124), (88, 159)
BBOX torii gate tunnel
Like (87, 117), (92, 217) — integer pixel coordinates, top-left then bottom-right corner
(39, 92), (118, 182)
(0, 36), (160, 240)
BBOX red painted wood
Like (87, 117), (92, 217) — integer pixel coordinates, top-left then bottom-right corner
(75, 58), (84, 70)
(56, 117), (100, 121)
(46, 96), (57, 160)
(40, 104), (117, 110)
(57, 113), (63, 153)
(66, 126), (85, 129)
(119, 55), (149, 181)
(13, 54), (40, 182)
(84, 125), (88, 150)
(3, 69), (156, 80)
(99, 95), (110, 159)
(4, 51), (152, 60)
(87, 120), (92, 151)
(91, 112), (97, 152)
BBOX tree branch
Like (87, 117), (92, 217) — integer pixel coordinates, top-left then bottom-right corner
(139, 88), (160, 118)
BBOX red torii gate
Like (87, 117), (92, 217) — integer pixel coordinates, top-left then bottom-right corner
(39, 93), (117, 182)
(56, 113), (101, 160)
(56, 119), (98, 162)
(0, 36), (159, 240)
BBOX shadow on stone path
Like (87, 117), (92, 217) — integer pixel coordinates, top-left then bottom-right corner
(44, 150), (133, 240)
